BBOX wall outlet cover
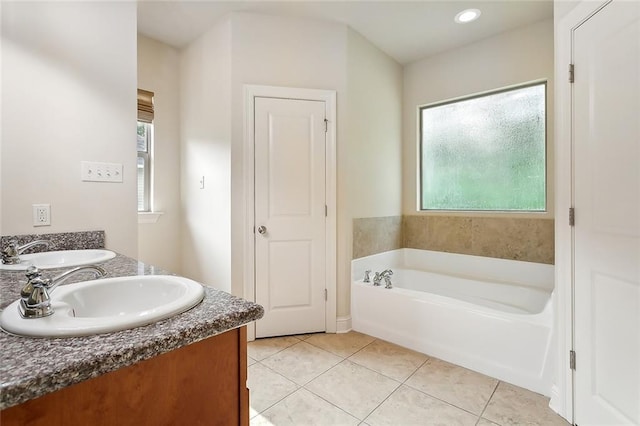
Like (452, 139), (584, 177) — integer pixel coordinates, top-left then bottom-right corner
(33, 204), (51, 227)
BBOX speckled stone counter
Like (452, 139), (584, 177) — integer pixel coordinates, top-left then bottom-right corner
(0, 253), (264, 410)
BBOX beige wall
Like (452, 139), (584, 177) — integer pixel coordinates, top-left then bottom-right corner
(402, 18), (555, 218)
(1, 2), (138, 257)
(137, 35), (182, 273)
(179, 18), (232, 291)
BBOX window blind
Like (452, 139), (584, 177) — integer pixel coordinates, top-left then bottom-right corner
(137, 89), (154, 123)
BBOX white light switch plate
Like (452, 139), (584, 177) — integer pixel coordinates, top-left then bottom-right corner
(81, 161), (123, 183)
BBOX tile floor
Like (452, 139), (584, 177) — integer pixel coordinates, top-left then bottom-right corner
(247, 332), (570, 426)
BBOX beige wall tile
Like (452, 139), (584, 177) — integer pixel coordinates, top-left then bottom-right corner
(400, 215), (554, 264)
(355, 215), (554, 264)
(353, 216), (402, 259)
(471, 218), (554, 264)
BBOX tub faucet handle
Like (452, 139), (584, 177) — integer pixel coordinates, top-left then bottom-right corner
(384, 276), (393, 289)
(363, 270), (371, 283)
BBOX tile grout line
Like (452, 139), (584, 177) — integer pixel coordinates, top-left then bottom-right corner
(400, 356), (487, 420)
(301, 384), (365, 423)
(303, 335), (379, 360)
(247, 336), (302, 362)
(360, 378), (404, 424)
(477, 380), (501, 425)
(248, 360), (301, 419)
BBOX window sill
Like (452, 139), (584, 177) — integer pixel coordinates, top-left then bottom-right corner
(138, 211), (164, 224)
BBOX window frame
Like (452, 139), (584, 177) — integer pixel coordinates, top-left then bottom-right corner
(137, 121), (152, 213)
(418, 80), (548, 213)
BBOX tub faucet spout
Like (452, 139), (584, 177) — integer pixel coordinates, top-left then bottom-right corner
(380, 269), (393, 278)
(373, 272), (382, 286)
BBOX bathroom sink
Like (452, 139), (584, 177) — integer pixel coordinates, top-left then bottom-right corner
(0, 275), (205, 337)
(0, 249), (116, 271)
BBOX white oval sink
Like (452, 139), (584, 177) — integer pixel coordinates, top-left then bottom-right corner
(0, 249), (116, 271)
(0, 275), (205, 337)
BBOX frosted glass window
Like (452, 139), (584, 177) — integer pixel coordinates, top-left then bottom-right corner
(420, 83), (546, 211)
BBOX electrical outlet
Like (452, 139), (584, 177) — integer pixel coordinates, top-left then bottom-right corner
(33, 204), (51, 227)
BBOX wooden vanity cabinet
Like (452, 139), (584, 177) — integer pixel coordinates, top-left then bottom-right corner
(1, 326), (249, 426)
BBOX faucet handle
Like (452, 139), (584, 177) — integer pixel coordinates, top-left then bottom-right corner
(384, 276), (393, 289)
(21, 266), (46, 299)
(363, 270), (371, 283)
(25, 265), (42, 279)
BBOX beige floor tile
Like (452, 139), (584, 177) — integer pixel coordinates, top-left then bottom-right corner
(483, 382), (570, 426)
(247, 336), (300, 361)
(306, 359), (401, 420)
(405, 358), (498, 415)
(248, 354), (256, 366)
(477, 418), (500, 426)
(295, 333), (316, 340)
(305, 331), (376, 358)
(247, 363), (298, 417)
(349, 339), (428, 381)
(260, 341), (342, 385)
(365, 385), (478, 426)
(253, 388), (360, 426)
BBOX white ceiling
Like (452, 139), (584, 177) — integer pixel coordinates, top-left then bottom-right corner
(137, 0), (553, 65)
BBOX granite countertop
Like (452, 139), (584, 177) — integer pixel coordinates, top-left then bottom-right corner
(0, 253), (264, 410)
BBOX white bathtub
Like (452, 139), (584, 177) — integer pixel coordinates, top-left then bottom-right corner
(351, 249), (554, 395)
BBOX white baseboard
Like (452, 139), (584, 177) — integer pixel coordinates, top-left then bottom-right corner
(336, 316), (352, 333)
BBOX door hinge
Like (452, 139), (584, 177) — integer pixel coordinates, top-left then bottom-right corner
(324, 288), (328, 301)
(324, 118), (328, 133)
(570, 350), (576, 370)
(569, 207), (575, 227)
(325, 204), (328, 217)
(569, 63), (575, 83)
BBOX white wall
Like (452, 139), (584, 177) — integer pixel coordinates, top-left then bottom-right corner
(402, 19), (555, 218)
(179, 18), (232, 290)
(137, 35), (182, 273)
(346, 27), (403, 311)
(1, 2), (138, 256)
(347, 28), (403, 219)
(226, 13), (404, 319)
(228, 12), (350, 315)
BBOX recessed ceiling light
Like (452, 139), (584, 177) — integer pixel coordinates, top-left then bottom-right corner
(455, 8), (481, 24)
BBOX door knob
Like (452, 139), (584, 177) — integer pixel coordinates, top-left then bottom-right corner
(257, 225), (267, 235)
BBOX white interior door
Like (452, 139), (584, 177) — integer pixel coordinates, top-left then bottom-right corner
(254, 97), (327, 338)
(573, 1), (640, 425)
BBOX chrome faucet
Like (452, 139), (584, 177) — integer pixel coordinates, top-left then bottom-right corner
(383, 276), (393, 289)
(2, 239), (52, 265)
(363, 270), (372, 283)
(372, 269), (393, 286)
(373, 272), (382, 286)
(19, 265), (106, 319)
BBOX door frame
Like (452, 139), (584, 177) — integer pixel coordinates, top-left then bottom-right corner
(243, 85), (337, 341)
(554, 1), (612, 423)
